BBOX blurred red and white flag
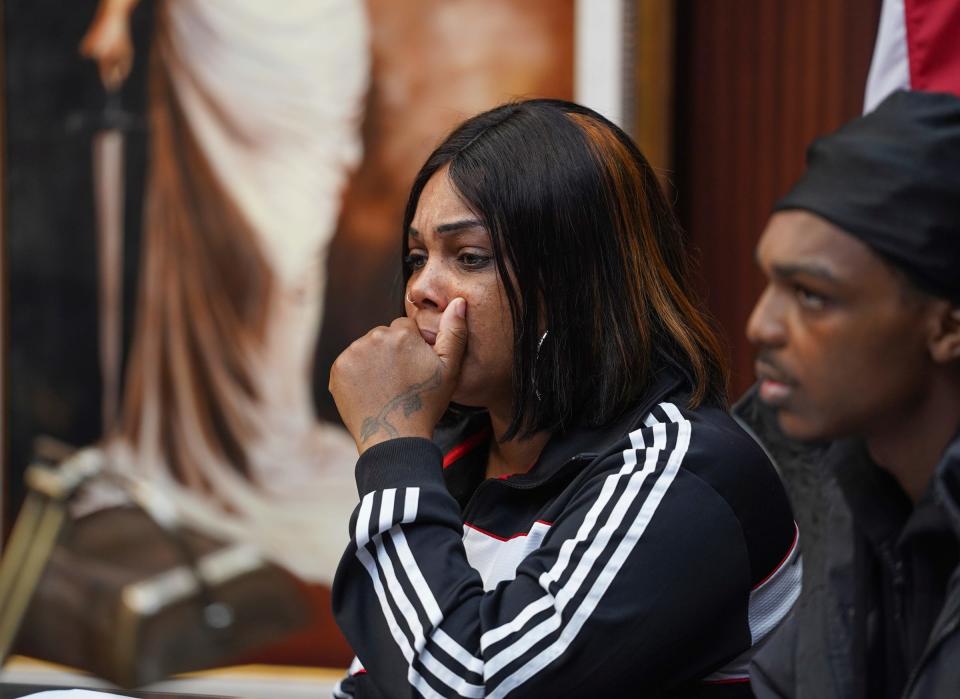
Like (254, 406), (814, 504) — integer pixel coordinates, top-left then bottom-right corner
(864, 0), (960, 113)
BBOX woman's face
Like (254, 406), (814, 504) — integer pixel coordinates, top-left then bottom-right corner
(405, 168), (515, 414)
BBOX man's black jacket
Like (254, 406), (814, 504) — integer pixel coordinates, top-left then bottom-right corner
(741, 388), (960, 699)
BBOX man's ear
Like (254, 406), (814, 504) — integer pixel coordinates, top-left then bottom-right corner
(929, 303), (960, 364)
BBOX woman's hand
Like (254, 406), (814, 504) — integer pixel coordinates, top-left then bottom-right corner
(330, 298), (468, 454)
(79, 0), (139, 92)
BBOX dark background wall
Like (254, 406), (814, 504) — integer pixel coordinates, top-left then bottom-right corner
(2, 0), (152, 525)
(673, 0), (883, 397)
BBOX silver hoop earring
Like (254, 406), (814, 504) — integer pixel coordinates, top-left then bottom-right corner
(534, 331), (548, 400)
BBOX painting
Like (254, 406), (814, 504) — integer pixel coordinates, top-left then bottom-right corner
(2, 0), (574, 667)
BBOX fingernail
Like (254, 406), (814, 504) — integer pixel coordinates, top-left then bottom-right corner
(455, 298), (466, 318)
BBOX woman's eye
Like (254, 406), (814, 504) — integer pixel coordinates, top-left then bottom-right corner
(458, 252), (492, 269)
(403, 252), (427, 270)
(795, 286), (827, 310)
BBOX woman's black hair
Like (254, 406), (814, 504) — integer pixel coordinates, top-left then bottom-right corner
(402, 99), (728, 439)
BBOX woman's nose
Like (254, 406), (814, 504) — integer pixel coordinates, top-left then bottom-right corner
(406, 260), (449, 311)
(746, 286), (787, 349)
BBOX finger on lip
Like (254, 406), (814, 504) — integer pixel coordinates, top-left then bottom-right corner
(418, 328), (437, 346)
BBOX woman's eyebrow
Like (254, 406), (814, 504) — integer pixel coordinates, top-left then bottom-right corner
(435, 219), (484, 235)
(407, 219), (485, 241)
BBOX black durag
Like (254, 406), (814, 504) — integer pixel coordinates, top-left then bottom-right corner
(776, 90), (960, 302)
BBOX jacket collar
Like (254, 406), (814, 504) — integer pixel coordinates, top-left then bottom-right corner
(731, 383), (829, 467)
(831, 438), (915, 552)
(734, 385), (960, 544)
(437, 368), (686, 490)
(934, 428), (960, 539)
(521, 367), (685, 486)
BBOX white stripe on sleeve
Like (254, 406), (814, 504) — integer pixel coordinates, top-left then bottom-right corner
(489, 403), (690, 698)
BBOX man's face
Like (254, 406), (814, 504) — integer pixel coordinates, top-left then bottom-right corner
(747, 211), (935, 442)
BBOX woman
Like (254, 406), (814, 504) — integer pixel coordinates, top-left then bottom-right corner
(329, 100), (799, 698)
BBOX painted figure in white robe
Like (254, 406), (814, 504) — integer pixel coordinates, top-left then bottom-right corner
(80, 0), (370, 586)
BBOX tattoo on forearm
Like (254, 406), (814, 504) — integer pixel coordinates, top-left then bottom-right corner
(359, 370), (441, 443)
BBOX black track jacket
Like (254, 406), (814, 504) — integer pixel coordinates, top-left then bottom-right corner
(332, 371), (800, 698)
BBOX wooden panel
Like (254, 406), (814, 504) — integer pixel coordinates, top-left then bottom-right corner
(0, 0), (6, 538)
(631, 0), (676, 175)
(673, 0), (881, 396)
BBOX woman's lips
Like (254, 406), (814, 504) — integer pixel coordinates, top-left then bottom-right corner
(418, 327), (437, 346)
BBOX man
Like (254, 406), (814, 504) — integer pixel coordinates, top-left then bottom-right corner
(742, 90), (960, 699)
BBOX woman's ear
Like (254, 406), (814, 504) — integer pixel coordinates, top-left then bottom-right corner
(928, 303), (960, 364)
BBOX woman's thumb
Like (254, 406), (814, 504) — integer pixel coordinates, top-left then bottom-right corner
(435, 298), (468, 377)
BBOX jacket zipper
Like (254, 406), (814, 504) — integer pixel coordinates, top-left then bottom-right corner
(876, 541), (909, 663)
